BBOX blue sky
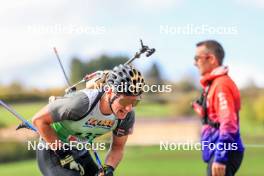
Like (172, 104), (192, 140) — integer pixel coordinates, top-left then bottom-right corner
(0, 0), (263, 88)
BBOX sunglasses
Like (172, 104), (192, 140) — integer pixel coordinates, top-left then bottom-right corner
(194, 54), (210, 62)
(118, 98), (141, 107)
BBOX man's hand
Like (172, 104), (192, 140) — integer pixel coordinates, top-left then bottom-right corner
(97, 165), (114, 176)
(212, 162), (226, 176)
(55, 149), (85, 176)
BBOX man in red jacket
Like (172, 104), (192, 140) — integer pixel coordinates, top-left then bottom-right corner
(192, 40), (244, 176)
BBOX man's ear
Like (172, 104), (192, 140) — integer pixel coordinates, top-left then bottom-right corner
(209, 54), (218, 65)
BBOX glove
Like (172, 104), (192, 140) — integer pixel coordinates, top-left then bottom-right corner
(97, 165), (115, 176)
(55, 149), (85, 176)
(104, 165), (114, 176)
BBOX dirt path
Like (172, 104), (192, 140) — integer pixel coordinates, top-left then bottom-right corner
(127, 117), (201, 145)
(0, 126), (37, 142)
(0, 117), (201, 145)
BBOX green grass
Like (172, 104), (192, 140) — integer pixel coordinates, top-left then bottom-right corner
(0, 146), (263, 176)
(0, 102), (46, 126)
(1, 101), (264, 137)
(0, 160), (40, 176)
(136, 103), (175, 117)
(240, 117), (264, 137)
(0, 102), (174, 127)
(115, 146), (205, 176)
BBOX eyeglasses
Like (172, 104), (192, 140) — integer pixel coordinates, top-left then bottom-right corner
(118, 98), (141, 107)
(194, 54), (209, 62)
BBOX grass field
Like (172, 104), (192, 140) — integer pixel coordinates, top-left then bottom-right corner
(0, 102), (174, 126)
(0, 102), (45, 127)
(1, 101), (264, 136)
(0, 102), (264, 176)
(0, 146), (263, 176)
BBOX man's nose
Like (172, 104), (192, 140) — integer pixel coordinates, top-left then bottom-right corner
(125, 104), (133, 112)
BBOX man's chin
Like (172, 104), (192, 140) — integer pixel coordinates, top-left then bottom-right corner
(116, 111), (127, 120)
(199, 70), (204, 75)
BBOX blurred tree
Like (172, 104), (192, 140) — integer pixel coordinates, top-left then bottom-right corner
(70, 58), (85, 83)
(177, 79), (197, 92)
(9, 81), (23, 92)
(240, 99), (257, 121)
(146, 62), (163, 84)
(69, 55), (128, 83)
(176, 71), (198, 93)
(171, 92), (197, 116)
(240, 86), (261, 122)
(254, 95), (264, 125)
(85, 55), (128, 73)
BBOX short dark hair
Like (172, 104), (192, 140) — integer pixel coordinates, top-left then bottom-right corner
(196, 40), (225, 65)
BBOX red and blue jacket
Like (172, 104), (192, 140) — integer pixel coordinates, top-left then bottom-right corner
(197, 66), (244, 164)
